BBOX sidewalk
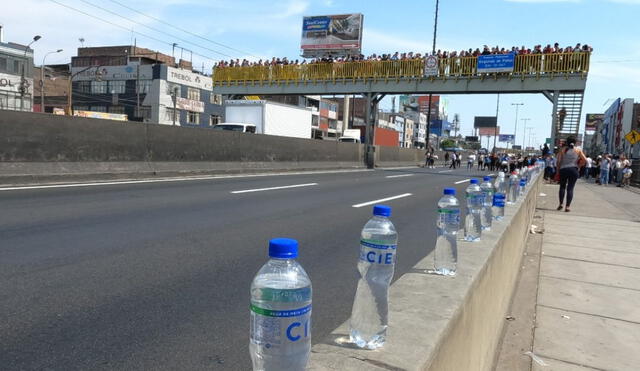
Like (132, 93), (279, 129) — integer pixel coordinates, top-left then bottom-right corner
(531, 180), (640, 370)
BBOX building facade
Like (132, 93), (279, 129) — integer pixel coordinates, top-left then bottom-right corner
(69, 45), (222, 126)
(0, 30), (34, 111)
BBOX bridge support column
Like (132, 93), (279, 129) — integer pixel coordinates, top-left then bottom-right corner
(364, 93), (386, 169)
(544, 90), (560, 149)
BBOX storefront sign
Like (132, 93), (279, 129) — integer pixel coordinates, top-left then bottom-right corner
(0, 73), (31, 93)
(176, 97), (204, 112)
(167, 67), (212, 91)
(71, 65), (153, 81)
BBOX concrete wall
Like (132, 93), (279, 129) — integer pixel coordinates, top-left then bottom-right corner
(309, 175), (541, 370)
(0, 110), (427, 184)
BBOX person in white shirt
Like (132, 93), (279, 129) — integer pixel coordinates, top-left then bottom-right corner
(617, 154), (631, 187)
(599, 154), (611, 185)
(467, 153), (476, 170)
(584, 156), (593, 180)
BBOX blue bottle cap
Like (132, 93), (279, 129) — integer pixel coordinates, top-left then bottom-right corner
(470, 178), (479, 184)
(373, 205), (391, 217)
(483, 176), (492, 181)
(444, 188), (456, 195)
(269, 238), (298, 259)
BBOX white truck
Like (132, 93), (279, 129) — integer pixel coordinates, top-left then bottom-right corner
(223, 100), (312, 139)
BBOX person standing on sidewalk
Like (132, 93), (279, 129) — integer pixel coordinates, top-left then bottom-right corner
(584, 155), (593, 181)
(617, 154), (630, 187)
(599, 154), (611, 186)
(555, 137), (587, 212)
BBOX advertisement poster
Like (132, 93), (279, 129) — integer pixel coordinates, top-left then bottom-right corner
(301, 14), (363, 53)
(585, 113), (603, 132)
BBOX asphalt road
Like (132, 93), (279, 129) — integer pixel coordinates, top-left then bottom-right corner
(0, 165), (494, 370)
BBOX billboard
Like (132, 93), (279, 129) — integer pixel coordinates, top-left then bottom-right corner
(301, 14), (363, 55)
(71, 65), (153, 81)
(477, 53), (515, 73)
(474, 116), (497, 128)
(585, 113), (603, 132)
(465, 136), (479, 142)
(499, 134), (515, 142)
(399, 95), (439, 118)
(478, 126), (499, 136)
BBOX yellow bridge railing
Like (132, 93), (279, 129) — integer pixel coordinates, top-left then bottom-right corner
(212, 52), (590, 86)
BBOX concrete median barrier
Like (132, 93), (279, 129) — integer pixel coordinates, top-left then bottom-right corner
(309, 176), (541, 370)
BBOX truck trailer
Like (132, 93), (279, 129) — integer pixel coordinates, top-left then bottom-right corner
(223, 100), (312, 139)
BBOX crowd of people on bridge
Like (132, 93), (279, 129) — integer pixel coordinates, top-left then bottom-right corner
(215, 42), (592, 69)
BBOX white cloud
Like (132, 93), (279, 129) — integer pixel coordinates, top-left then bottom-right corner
(271, 0), (310, 19)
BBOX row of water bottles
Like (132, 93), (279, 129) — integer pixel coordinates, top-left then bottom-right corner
(434, 164), (542, 276)
(250, 205), (397, 370)
(249, 165), (543, 370)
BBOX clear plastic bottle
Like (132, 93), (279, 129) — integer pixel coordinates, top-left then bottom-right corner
(493, 172), (507, 220)
(464, 179), (483, 242)
(508, 171), (519, 204)
(434, 188), (460, 276)
(250, 238), (312, 371)
(350, 205), (397, 350)
(519, 179), (526, 197)
(480, 176), (494, 231)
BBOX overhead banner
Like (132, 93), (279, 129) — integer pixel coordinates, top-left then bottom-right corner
(300, 14), (363, 54)
(477, 53), (515, 73)
(499, 134), (515, 142)
(585, 113), (603, 132)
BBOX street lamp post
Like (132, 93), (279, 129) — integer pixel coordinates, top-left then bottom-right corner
(20, 35), (41, 111)
(521, 118), (531, 148)
(40, 49), (63, 113)
(511, 103), (524, 149)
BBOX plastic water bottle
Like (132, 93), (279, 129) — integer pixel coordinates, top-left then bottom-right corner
(250, 238), (312, 371)
(480, 176), (494, 231)
(493, 172), (507, 220)
(519, 179), (526, 197)
(464, 179), (483, 242)
(350, 205), (397, 349)
(434, 188), (460, 276)
(508, 171), (519, 204)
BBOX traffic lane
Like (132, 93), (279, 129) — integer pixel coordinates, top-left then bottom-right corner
(0, 169), (469, 370)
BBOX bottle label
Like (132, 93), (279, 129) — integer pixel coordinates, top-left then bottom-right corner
(466, 194), (484, 207)
(493, 193), (506, 207)
(438, 208), (460, 225)
(250, 303), (311, 350)
(359, 239), (396, 265)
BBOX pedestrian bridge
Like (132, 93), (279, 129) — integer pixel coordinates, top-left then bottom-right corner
(212, 52), (589, 95)
(212, 52), (590, 147)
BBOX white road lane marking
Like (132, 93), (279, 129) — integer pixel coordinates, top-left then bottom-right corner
(0, 169), (371, 192)
(352, 193), (413, 208)
(454, 179), (471, 184)
(385, 174), (414, 178)
(438, 170), (453, 173)
(231, 183), (318, 194)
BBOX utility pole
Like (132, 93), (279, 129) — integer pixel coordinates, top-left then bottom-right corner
(20, 35), (41, 111)
(172, 86), (179, 126)
(136, 63), (140, 119)
(521, 118), (531, 149)
(40, 49), (63, 113)
(511, 103), (524, 149)
(425, 0), (439, 153)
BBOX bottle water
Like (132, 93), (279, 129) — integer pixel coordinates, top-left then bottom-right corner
(350, 205), (397, 350)
(493, 172), (506, 220)
(250, 238), (312, 371)
(480, 176), (494, 231)
(519, 179), (526, 197)
(464, 179), (483, 242)
(507, 171), (519, 204)
(434, 188), (460, 276)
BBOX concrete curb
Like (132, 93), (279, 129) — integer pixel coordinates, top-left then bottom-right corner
(309, 176), (541, 370)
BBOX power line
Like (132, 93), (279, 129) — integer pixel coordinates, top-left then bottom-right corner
(75, 0), (234, 59)
(106, 0), (256, 58)
(48, 0), (218, 62)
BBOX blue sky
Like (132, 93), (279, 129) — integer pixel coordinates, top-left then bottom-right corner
(3, 0), (640, 148)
